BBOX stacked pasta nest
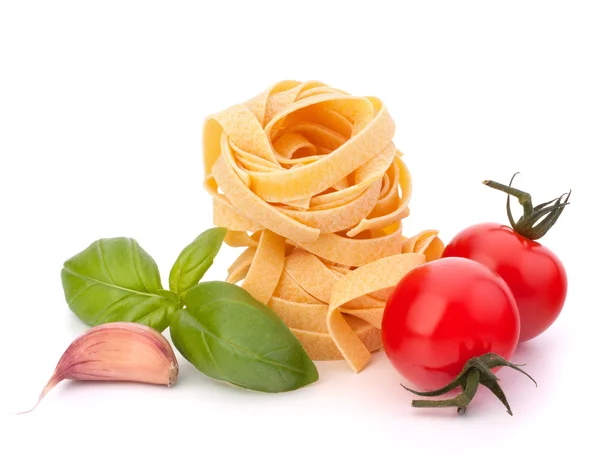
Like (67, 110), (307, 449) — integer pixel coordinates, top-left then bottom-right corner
(203, 80), (442, 372)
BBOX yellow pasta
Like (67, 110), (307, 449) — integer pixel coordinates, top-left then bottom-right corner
(202, 80), (443, 372)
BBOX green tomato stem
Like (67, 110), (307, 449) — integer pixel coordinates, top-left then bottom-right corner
(482, 173), (571, 240)
(402, 353), (536, 416)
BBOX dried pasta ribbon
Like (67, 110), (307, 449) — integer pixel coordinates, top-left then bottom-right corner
(241, 230), (285, 305)
(326, 253), (426, 372)
(202, 80), (443, 372)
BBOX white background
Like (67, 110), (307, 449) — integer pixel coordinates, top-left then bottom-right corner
(1, 1), (599, 469)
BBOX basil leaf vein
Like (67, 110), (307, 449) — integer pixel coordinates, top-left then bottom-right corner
(61, 237), (179, 332)
(169, 227), (227, 299)
(170, 281), (319, 393)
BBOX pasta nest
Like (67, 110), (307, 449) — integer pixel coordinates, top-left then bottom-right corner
(203, 80), (443, 372)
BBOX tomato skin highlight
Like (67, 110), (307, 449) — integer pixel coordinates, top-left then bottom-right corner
(442, 222), (567, 342)
(381, 257), (520, 391)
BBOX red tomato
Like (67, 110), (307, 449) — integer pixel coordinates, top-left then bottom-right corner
(381, 257), (520, 391)
(442, 222), (567, 342)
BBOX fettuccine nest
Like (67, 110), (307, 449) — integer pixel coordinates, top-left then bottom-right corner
(203, 80), (443, 372)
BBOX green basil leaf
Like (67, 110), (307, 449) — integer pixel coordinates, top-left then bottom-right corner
(170, 281), (319, 392)
(61, 237), (179, 332)
(168, 227), (227, 299)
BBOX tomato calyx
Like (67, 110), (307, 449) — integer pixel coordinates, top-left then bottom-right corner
(482, 173), (571, 240)
(401, 353), (537, 416)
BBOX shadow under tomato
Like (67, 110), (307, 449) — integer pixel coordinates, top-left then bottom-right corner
(393, 335), (560, 418)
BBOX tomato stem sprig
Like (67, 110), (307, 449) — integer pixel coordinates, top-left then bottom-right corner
(400, 353), (537, 415)
(482, 173), (571, 240)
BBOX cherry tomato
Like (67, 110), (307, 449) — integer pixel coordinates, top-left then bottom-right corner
(442, 222), (567, 342)
(381, 257), (520, 391)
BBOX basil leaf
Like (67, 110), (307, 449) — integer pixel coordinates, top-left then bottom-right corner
(170, 281), (319, 392)
(169, 227), (226, 299)
(61, 237), (179, 332)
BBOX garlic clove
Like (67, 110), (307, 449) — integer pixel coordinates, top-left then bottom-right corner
(21, 322), (178, 413)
